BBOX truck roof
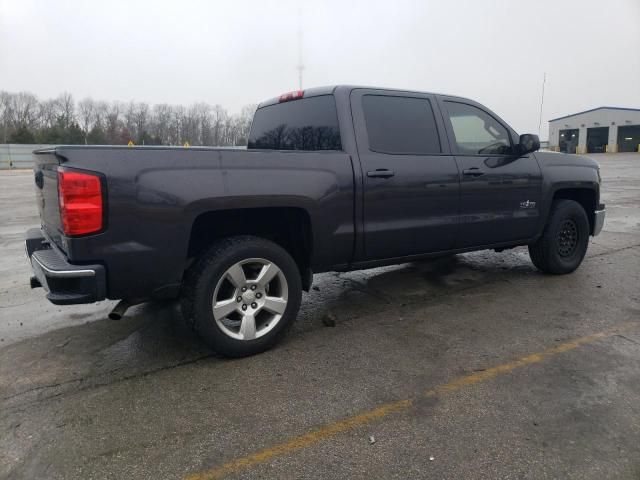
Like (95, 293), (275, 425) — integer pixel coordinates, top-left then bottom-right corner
(257, 85), (469, 108)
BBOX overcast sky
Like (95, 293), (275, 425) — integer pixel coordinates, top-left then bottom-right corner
(1, 0), (639, 138)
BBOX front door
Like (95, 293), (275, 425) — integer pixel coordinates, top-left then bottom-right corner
(439, 99), (542, 247)
(351, 89), (460, 260)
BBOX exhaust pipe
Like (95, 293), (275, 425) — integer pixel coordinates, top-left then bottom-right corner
(108, 300), (131, 320)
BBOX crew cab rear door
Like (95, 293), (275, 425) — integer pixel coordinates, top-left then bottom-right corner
(437, 97), (542, 247)
(350, 89), (460, 260)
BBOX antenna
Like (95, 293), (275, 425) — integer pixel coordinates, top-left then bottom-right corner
(297, 9), (304, 90)
(538, 72), (546, 137)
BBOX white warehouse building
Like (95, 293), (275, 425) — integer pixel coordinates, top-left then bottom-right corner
(548, 107), (640, 154)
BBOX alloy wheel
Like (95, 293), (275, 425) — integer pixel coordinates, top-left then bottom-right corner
(212, 258), (288, 340)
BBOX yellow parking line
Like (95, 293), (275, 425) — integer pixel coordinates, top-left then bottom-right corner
(185, 323), (635, 480)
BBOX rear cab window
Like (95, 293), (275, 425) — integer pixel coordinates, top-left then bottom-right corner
(248, 95), (342, 150)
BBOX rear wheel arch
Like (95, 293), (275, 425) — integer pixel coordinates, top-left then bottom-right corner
(185, 207), (314, 288)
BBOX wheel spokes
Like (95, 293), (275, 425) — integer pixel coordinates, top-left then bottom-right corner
(261, 296), (287, 315)
(558, 219), (578, 257)
(239, 314), (257, 340)
(213, 298), (238, 320)
(226, 264), (247, 288)
(255, 263), (279, 288)
(213, 258), (289, 341)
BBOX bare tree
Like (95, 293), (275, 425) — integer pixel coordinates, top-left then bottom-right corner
(236, 104), (256, 145)
(0, 92), (10, 142)
(105, 102), (122, 144)
(134, 103), (149, 143)
(151, 104), (173, 145)
(124, 101), (137, 141)
(211, 105), (227, 146)
(78, 98), (96, 143)
(38, 99), (59, 129)
(94, 101), (109, 129)
(8, 92), (40, 130)
(56, 92), (75, 129)
(192, 103), (212, 145)
(1, 89), (256, 146)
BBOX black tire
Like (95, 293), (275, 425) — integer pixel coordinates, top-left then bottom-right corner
(181, 235), (302, 357)
(528, 199), (590, 274)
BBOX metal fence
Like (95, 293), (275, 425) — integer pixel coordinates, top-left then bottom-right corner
(0, 144), (50, 170)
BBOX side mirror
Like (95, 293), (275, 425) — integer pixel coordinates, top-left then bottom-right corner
(518, 133), (540, 155)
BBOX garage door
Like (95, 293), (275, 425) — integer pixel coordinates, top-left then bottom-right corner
(618, 125), (640, 152)
(559, 129), (579, 153)
(587, 127), (608, 153)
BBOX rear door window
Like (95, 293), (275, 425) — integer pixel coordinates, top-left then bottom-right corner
(248, 95), (342, 150)
(362, 95), (441, 154)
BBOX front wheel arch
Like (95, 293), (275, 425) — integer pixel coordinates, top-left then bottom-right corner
(543, 187), (597, 235)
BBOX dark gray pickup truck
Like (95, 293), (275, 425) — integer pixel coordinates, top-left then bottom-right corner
(26, 85), (605, 356)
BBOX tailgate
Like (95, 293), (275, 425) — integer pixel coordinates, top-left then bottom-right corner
(33, 149), (65, 251)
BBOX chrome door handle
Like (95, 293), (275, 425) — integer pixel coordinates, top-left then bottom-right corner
(463, 168), (484, 177)
(367, 169), (395, 178)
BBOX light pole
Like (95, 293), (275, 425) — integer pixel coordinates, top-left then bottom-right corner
(538, 72), (546, 137)
(297, 9), (304, 90)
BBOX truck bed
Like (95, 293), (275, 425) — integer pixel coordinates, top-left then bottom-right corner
(33, 146), (355, 300)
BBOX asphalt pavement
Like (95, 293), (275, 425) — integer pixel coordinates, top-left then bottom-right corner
(1, 153), (639, 479)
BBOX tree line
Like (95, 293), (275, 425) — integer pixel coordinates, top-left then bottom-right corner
(0, 91), (256, 147)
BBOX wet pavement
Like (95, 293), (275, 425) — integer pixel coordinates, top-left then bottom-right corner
(1, 154), (639, 479)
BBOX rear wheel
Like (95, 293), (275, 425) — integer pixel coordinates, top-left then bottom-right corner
(181, 236), (302, 357)
(528, 199), (590, 274)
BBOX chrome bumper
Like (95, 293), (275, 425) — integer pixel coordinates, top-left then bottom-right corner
(25, 228), (106, 305)
(593, 208), (605, 236)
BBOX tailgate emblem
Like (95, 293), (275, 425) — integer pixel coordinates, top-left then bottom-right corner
(520, 200), (536, 209)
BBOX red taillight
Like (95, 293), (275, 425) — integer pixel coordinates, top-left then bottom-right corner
(58, 169), (103, 236)
(278, 90), (304, 102)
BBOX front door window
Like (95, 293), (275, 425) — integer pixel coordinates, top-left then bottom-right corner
(444, 102), (512, 155)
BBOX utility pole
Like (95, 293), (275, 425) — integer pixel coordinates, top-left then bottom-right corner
(538, 72), (546, 137)
(297, 10), (304, 90)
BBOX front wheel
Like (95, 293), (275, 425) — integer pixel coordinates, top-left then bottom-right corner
(528, 199), (590, 274)
(181, 236), (302, 357)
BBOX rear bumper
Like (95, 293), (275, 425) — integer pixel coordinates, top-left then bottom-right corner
(25, 228), (106, 305)
(593, 204), (606, 236)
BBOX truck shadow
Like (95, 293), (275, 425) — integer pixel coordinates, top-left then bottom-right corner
(1, 249), (537, 407)
(295, 247), (537, 334)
